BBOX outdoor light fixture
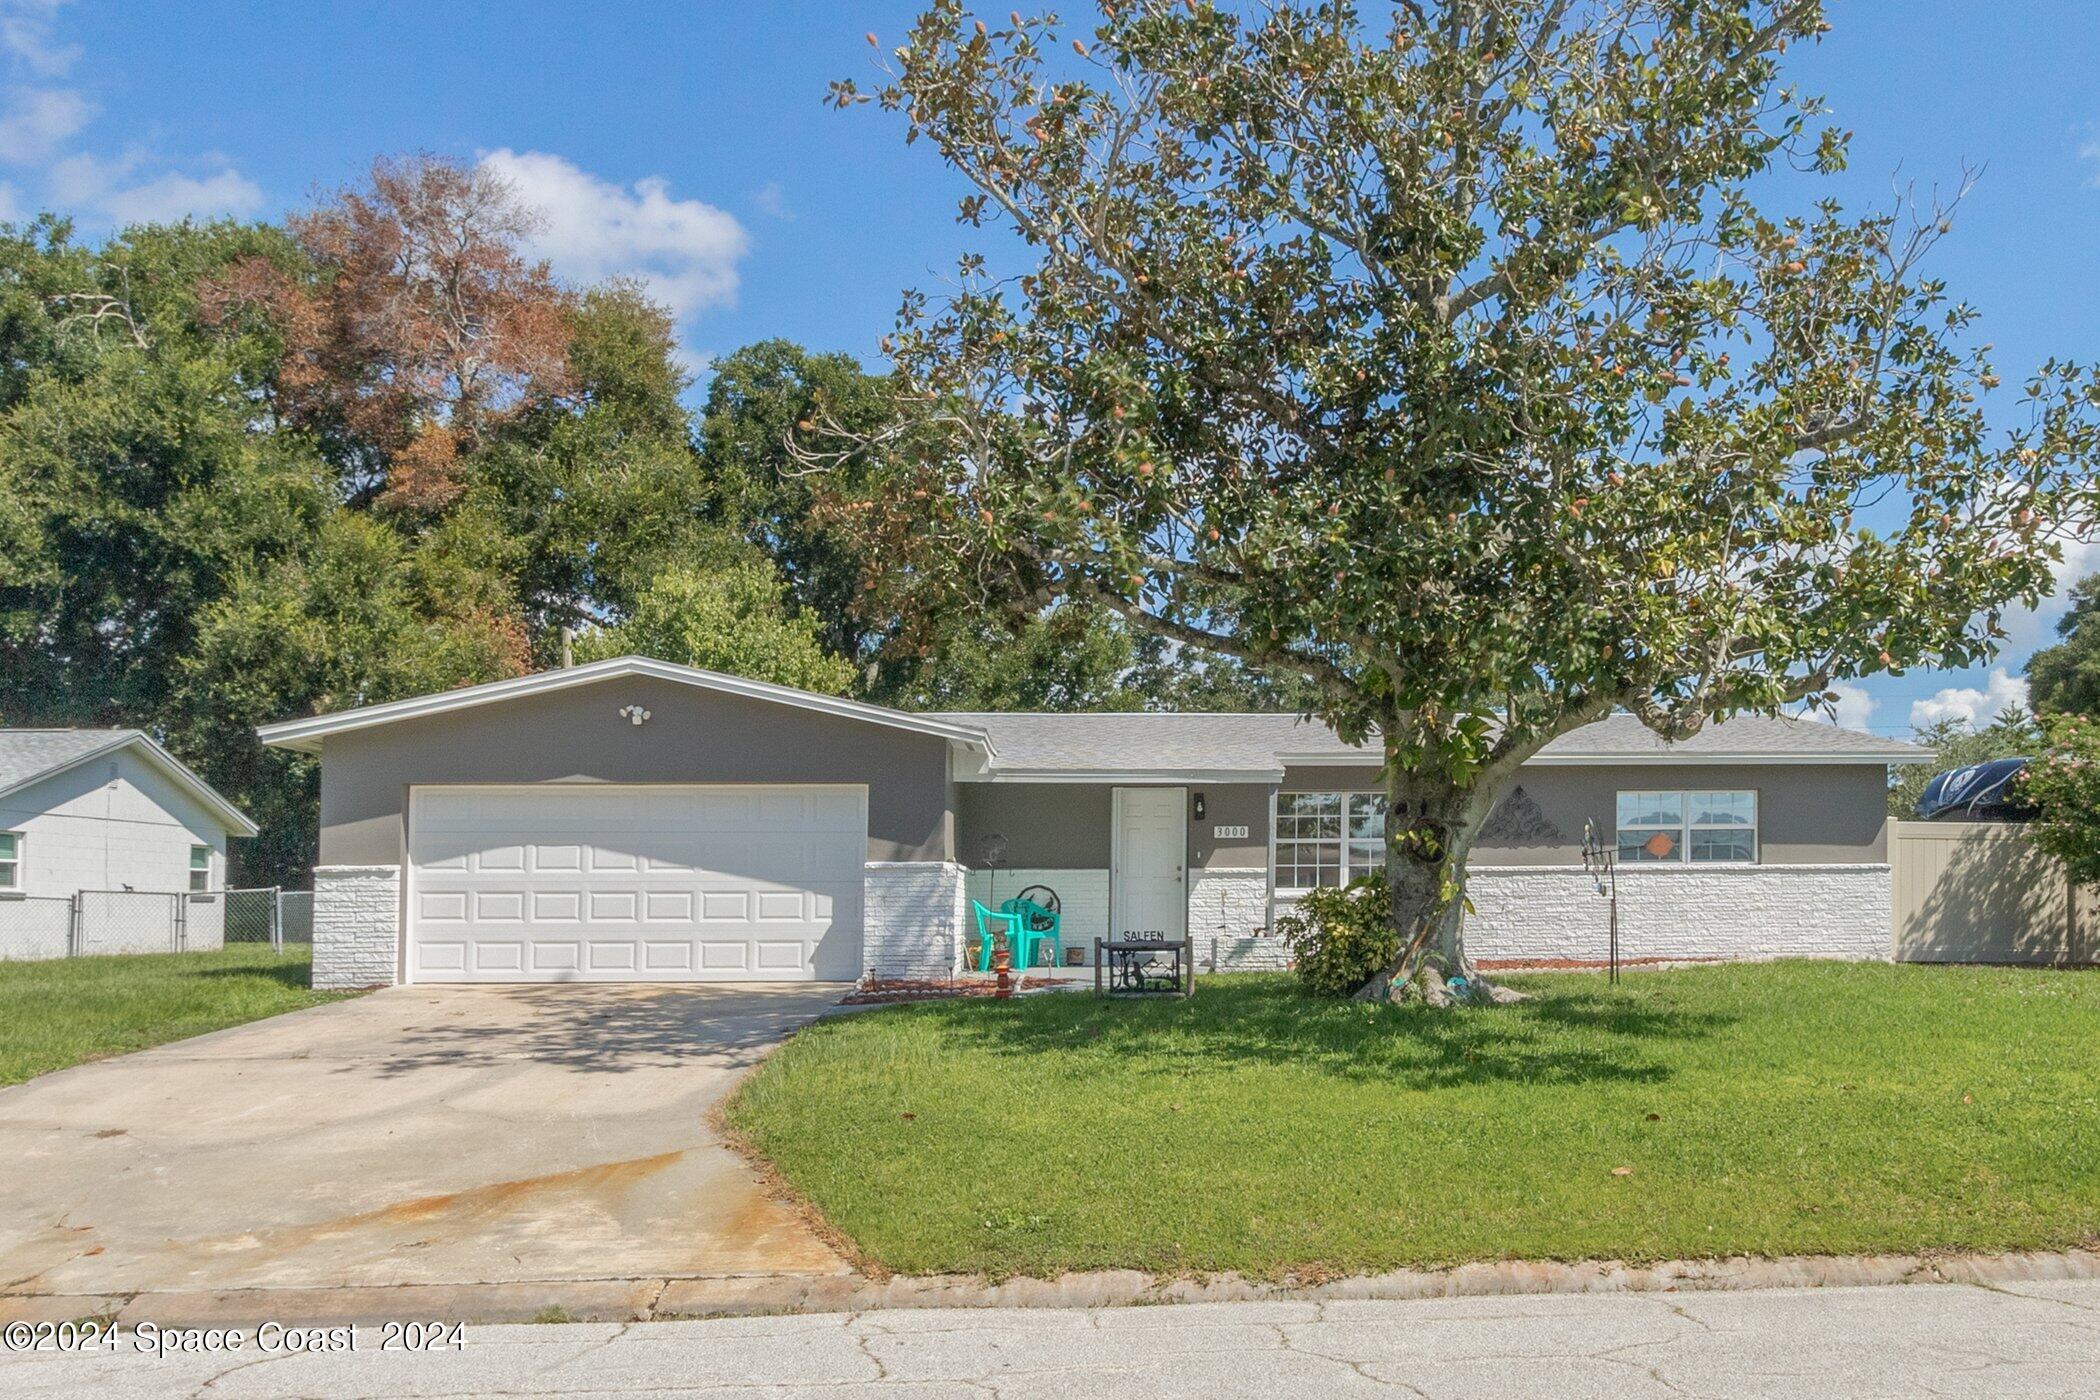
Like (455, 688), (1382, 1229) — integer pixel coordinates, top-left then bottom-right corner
(619, 704), (652, 727)
(1192, 792), (1207, 820)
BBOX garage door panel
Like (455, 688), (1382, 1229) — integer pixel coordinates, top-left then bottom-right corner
(530, 891), (582, 922)
(532, 844), (582, 873)
(419, 890), (469, 923)
(419, 943), (467, 972)
(643, 891), (693, 921)
(643, 942), (694, 970)
(587, 940), (637, 970)
(410, 785), (867, 983)
(754, 940), (806, 970)
(531, 942), (580, 971)
(472, 942), (525, 972)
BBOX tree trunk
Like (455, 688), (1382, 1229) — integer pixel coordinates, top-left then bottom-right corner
(1350, 762), (1524, 1006)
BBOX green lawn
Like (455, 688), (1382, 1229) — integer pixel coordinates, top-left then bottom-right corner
(727, 962), (2100, 1278)
(0, 945), (351, 1087)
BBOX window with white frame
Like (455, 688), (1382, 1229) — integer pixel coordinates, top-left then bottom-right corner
(0, 831), (19, 890)
(1616, 790), (1758, 864)
(189, 844), (212, 893)
(1275, 792), (1387, 892)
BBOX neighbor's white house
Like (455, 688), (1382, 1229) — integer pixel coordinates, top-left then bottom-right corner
(0, 730), (258, 958)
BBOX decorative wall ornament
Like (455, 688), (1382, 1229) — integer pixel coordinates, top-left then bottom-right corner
(1479, 785), (1563, 845)
(618, 704), (652, 727)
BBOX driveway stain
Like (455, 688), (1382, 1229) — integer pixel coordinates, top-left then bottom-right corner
(0, 985), (854, 1293)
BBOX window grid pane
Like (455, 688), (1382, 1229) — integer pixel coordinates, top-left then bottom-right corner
(1688, 790), (1755, 827)
(1345, 794), (1385, 879)
(1689, 829), (1755, 863)
(1617, 791), (1683, 828)
(1277, 793), (1347, 889)
(1615, 790), (1758, 864)
(1688, 790), (1756, 863)
(1617, 830), (1678, 862)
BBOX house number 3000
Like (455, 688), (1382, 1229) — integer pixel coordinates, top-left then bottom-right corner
(1213, 825), (1249, 839)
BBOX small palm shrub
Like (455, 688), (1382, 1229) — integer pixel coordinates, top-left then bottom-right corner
(1275, 873), (1399, 998)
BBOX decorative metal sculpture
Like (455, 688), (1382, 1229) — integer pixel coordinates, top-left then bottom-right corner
(979, 832), (1009, 908)
(1581, 818), (1620, 985)
(1479, 785), (1565, 845)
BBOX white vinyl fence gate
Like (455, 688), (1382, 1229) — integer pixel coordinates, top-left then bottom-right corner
(0, 887), (311, 963)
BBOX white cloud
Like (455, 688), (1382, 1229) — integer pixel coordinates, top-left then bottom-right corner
(478, 148), (748, 321)
(0, 179), (21, 223)
(0, 87), (91, 162)
(1800, 681), (1877, 732)
(0, 0), (77, 77)
(44, 147), (118, 204)
(98, 167), (263, 223)
(753, 180), (793, 220)
(0, 4), (265, 229)
(1910, 668), (2030, 730)
(46, 149), (260, 225)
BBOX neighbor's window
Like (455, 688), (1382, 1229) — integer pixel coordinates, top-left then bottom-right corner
(0, 832), (19, 890)
(1616, 790), (1757, 864)
(1275, 792), (1387, 891)
(189, 844), (212, 893)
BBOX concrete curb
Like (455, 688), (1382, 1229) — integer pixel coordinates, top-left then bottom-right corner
(7, 1246), (2099, 1328)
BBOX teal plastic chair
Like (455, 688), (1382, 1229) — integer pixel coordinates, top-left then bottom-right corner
(971, 901), (1023, 972)
(1001, 897), (1062, 970)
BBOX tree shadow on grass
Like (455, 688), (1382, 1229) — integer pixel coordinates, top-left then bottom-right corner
(191, 960), (316, 994)
(904, 978), (1735, 1090)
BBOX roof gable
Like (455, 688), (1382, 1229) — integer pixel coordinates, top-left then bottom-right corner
(257, 656), (998, 756)
(0, 730), (258, 836)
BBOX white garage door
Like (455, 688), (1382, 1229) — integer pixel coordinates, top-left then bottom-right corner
(407, 785), (866, 983)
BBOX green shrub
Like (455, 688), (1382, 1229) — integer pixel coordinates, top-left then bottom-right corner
(1275, 873), (1399, 998)
(2019, 712), (2100, 885)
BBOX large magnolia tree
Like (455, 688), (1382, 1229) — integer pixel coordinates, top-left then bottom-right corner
(813, 0), (2100, 1000)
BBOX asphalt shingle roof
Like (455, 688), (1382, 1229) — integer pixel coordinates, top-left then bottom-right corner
(0, 729), (138, 796)
(1536, 712), (1930, 760)
(930, 712), (1359, 773)
(928, 710), (1929, 774)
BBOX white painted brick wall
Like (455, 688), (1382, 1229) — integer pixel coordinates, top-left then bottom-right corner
(864, 862), (964, 981)
(0, 747), (230, 900)
(1462, 864), (1893, 963)
(313, 865), (401, 989)
(963, 868), (1107, 968)
(1189, 868), (1284, 971)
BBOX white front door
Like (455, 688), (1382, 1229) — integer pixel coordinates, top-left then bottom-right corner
(1112, 786), (1187, 940)
(407, 784), (866, 983)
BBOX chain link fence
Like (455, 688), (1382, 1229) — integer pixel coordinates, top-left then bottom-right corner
(0, 887), (307, 962)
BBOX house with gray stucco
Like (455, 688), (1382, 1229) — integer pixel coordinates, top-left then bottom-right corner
(257, 656), (1930, 990)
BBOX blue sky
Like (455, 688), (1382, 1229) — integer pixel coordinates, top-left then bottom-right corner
(3, 1), (2093, 734)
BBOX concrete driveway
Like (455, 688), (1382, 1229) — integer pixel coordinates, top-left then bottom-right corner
(0, 984), (853, 1299)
